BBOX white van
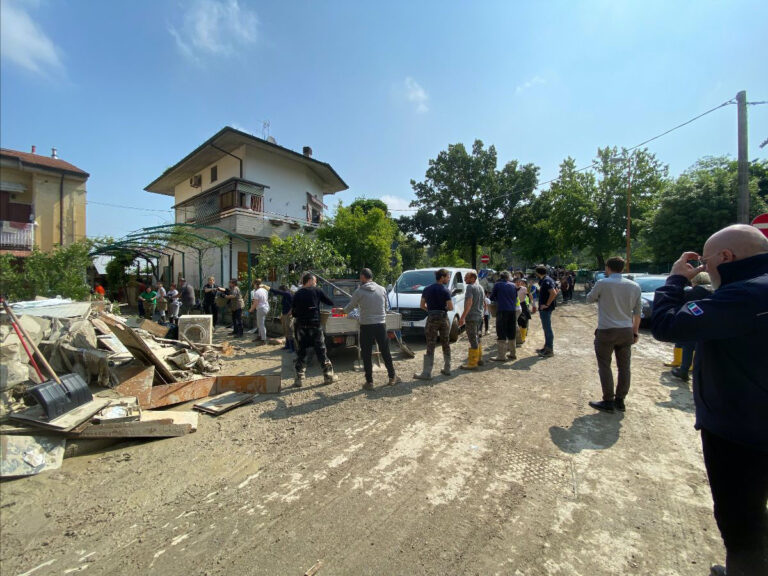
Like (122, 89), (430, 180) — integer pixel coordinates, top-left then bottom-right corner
(388, 267), (473, 342)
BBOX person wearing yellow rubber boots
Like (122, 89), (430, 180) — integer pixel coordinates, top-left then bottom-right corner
(459, 270), (485, 370)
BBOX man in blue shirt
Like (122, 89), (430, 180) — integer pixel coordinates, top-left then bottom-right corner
(652, 224), (768, 576)
(414, 268), (454, 380)
(534, 266), (559, 357)
(489, 271), (519, 361)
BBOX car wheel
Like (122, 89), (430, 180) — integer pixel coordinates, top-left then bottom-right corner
(449, 316), (460, 343)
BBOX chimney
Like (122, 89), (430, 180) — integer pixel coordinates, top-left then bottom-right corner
(302, 146), (312, 158)
(51, 147), (58, 159)
(31, 145), (36, 154)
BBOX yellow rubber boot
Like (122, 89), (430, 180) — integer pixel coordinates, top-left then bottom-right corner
(460, 348), (480, 370)
(664, 346), (683, 367)
(477, 343), (484, 366)
(520, 327), (527, 343)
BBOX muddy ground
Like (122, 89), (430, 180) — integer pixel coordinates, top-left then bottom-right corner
(1, 299), (722, 576)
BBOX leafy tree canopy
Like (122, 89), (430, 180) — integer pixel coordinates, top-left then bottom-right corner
(644, 156), (768, 263)
(251, 234), (346, 286)
(318, 201), (399, 281)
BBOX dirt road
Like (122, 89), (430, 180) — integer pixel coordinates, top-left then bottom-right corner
(0, 301), (722, 575)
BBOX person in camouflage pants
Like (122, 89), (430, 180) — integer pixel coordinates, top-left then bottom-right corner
(414, 268), (454, 380)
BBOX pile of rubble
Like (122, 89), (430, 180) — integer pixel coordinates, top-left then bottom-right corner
(1, 298), (280, 479)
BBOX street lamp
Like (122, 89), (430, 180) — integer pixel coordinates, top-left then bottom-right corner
(609, 154), (634, 273)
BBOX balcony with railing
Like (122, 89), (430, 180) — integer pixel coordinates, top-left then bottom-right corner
(173, 177), (322, 238)
(0, 221), (35, 253)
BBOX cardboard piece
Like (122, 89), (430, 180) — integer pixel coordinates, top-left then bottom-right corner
(1, 435), (66, 477)
(194, 391), (254, 415)
(100, 314), (176, 385)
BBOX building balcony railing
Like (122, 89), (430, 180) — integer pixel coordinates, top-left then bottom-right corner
(0, 221), (34, 251)
(173, 177), (322, 237)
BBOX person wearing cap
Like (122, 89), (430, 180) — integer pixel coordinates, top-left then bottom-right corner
(343, 268), (401, 390)
(458, 269), (485, 370)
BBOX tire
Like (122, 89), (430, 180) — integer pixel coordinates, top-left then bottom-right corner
(449, 316), (460, 343)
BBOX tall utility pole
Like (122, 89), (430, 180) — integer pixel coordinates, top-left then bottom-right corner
(737, 90), (749, 223)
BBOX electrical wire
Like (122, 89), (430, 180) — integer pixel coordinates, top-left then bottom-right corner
(87, 200), (173, 213)
(389, 97), (740, 212)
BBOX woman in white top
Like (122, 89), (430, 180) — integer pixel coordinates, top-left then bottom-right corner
(249, 278), (270, 343)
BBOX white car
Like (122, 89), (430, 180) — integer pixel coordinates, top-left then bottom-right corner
(634, 275), (668, 326)
(388, 267), (473, 342)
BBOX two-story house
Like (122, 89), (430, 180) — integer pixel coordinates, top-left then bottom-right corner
(144, 126), (348, 287)
(0, 147), (89, 255)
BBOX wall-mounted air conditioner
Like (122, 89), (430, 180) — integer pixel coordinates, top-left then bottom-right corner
(189, 175), (202, 188)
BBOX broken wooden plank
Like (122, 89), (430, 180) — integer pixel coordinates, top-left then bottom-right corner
(100, 314), (176, 385)
(1, 435), (66, 477)
(112, 363), (154, 409)
(193, 391), (254, 415)
(10, 397), (112, 432)
(140, 410), (198, 431)
(72, 420), (190, 438)
(97, 334), (130, 355)
(138, 319), (171, 338)
(90, 317), (112, 335)
(304, 560), (323, 576)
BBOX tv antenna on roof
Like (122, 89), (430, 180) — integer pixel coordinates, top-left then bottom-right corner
(261, 120), (270, 139)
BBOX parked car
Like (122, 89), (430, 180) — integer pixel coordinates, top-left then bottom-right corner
(635, 275), (668, 326)
(388, 267), (473, 342)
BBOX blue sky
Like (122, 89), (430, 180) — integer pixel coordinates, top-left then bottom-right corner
(1, 0), (766, 240)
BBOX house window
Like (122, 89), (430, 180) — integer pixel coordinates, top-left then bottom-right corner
(306, 193), (325, 224)
(220, 190), (236, 210)
(210, 166), (218, 183)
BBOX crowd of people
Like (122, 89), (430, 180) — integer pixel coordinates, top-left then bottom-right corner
(95, 223), (766, 575)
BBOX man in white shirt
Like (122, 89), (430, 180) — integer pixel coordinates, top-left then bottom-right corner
(585, 257), (642, 413)
(249, 279), (270, 344)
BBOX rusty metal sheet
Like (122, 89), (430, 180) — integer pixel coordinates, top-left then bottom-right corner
(112, 363), (155, 408)
(149, 377), (217, 408)
(216, 374), (281, 395)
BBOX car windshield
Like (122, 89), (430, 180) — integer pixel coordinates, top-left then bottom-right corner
(636, 277), (667, 293)
(395, 271), (437, 294)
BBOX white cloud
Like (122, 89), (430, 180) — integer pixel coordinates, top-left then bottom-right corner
(404, 76), (429, 113)
(169, 0), (258, 61)
(0, 0), (64, 76)
(380, 194), (415, 213)
(515, 75), (546, 94)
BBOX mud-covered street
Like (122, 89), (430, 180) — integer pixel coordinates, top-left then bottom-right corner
(0, 300), (722, 576)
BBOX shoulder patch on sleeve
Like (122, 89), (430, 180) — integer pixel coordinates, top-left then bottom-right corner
(687, 302), (704, 316)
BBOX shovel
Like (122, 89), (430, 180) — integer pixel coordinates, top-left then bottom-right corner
(1, 299), (93, 420)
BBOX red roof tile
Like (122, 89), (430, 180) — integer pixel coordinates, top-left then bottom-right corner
(0, 148), (89, 177)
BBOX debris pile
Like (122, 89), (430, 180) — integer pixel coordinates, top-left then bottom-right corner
(1, 298), (281, 479)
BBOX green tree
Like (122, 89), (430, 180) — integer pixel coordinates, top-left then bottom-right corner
(409, 140), (510, 269)
(546, 147), (667, 268)
(512, 189), (563, 265)
(644, 156), (768, 263)
(0, 240), (94, 301)
(252, 234), (347, 286)
(318, 201), (399, 280)
(349, 198), (389, 215)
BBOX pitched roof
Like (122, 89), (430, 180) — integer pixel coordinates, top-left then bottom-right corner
(144, 126), (348, 197)
(0, 148), (89, 177)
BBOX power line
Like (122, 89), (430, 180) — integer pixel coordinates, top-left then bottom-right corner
(87, 200), (173, 213)
(389, 96), (741, 212)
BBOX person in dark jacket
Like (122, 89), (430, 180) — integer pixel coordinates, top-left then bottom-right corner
(489, 271), (519, 362)
(651, 224), (768, 576)
(670, 272), (713, 382)
(291, 272), (338, 387)
(413, 268), (454, 381)
(179, 278), (196, 316)
(202, 276), (219, 326)
(271, 284), (295, 352)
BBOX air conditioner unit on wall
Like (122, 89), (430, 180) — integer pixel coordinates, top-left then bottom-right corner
(189, 175), (202, 188)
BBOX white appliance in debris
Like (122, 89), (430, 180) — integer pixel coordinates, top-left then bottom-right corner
(178, 315), (213, 345)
